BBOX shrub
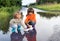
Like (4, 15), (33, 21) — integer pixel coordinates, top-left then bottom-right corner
(0, 6), (20, 34)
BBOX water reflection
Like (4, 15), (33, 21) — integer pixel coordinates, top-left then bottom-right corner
(37, 12), (60, 19)
(0, 7), (60, 41)
(0, 31), (10, 41)
(36, 14), (60, 41)
(48, 25), (60, 41)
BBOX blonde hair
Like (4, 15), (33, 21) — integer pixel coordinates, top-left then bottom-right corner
(13, 11), (23, 19)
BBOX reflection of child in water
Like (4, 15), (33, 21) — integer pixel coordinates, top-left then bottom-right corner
(24, 8), (36, 41)
(10, 11), (26, 33)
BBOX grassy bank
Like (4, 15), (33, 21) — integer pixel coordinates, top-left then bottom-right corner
(31, 3), (60, 11)
(0, 6), (21, 34)
(29, 3), (60, 18)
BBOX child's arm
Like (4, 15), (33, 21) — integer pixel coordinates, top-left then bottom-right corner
(24, 16), (29, 25)
(20, 19), (27, 29)
(9, 19), (16, 27)
(24, 25), (33, 31)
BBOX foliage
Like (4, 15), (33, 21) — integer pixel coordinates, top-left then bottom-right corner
(0, 6), (20, 34)
(0, 0), (22, 7)
(37, 0), (60, 4)
(33, 3), (60, 11)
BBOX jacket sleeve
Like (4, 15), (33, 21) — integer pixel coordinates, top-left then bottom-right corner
(9, 19), (15, 27)
(20, 19), (27, 29)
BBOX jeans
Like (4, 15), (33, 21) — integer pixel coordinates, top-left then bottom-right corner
(11, 24), (21, 33)
(17, 24), (21, 33)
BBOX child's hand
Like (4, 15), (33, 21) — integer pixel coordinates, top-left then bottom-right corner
(29, 27), (33, 30)
(24, 25), (33, 31)
(27, 24), (31, 28)
(24, 29), (29, 31)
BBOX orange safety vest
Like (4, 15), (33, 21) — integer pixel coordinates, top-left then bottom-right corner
(25, 14), (36, 24)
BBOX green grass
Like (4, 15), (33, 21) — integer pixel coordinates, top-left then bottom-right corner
(29, 3), (60, 18)
(31, 3), (60, 11)
(0, 6), (21, 34)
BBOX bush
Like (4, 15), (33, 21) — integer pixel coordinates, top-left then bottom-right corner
(0, 0), (22, 7)
(37, 0), (60, 4)
(0, 6), (20, 34)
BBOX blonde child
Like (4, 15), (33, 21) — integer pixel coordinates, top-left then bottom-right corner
(10, 11), (26, 33)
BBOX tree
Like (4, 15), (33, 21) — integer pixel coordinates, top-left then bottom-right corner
(0, 0), (22, 7)
(36, 0), (60, 4)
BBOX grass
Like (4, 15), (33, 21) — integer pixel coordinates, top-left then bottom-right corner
(0, 6), (21, 34)
(31, 3), (60, 11)
(29, 3), (60, 18)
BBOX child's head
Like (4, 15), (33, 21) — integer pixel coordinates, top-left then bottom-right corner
(13, 11), (23, 19)
(27, 8), (34, 16)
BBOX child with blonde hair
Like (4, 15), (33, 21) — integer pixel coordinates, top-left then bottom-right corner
(10, 11), (26, 33)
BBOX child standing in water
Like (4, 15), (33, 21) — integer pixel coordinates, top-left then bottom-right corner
(10, 11), (26, 33)
(25, 8), (36, 30)
(25, 8), (36, 41)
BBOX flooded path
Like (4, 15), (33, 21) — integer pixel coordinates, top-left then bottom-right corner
(0, 7), (60, 41)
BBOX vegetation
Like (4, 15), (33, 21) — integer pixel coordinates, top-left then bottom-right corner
(0, 0), (22, 34)
(35, 3), (60, 18)
(30, 3), (60, 11)
(0, 0), (22, 7)
(37, 0), (60, 4)
(29, 1), (60, 18)
(0, 6), (20, 34)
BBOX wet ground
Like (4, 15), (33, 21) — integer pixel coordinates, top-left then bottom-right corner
(0, 7), (60, 41)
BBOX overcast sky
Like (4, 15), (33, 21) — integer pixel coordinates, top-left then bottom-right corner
(22, 0), (36, 5)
